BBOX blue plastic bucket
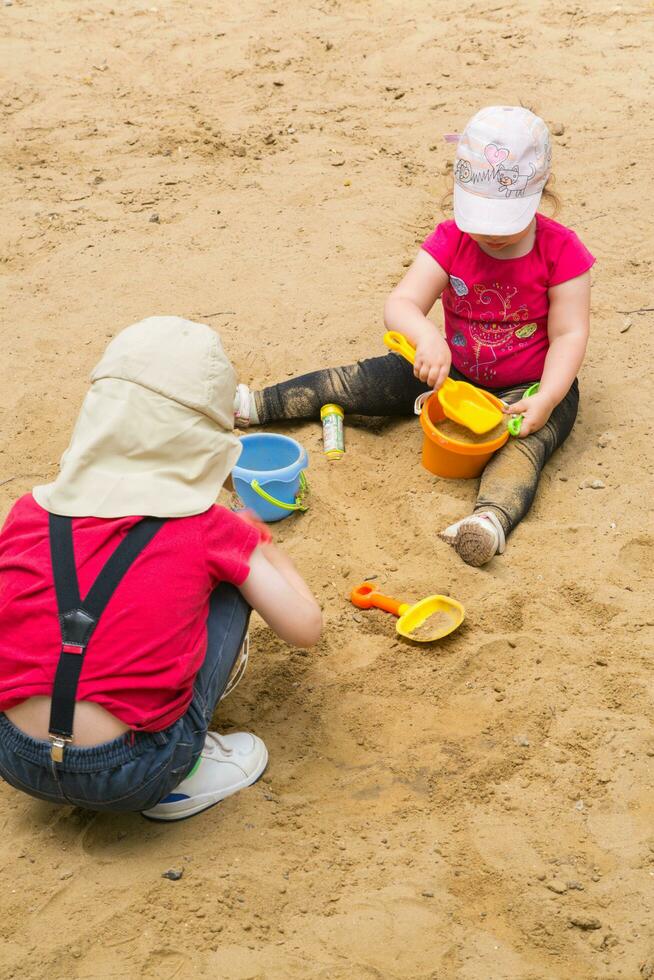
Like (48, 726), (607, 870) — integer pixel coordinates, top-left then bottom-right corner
(233, 433), (309, 523)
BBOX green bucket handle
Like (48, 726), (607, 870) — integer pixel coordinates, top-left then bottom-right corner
(508, 382), (540, 436)
(250, 471), (309, 513)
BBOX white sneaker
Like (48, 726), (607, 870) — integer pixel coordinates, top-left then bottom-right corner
(234, 383), (251, 428)
(439, 511), (506, 567)
(142, 731), (268, 822)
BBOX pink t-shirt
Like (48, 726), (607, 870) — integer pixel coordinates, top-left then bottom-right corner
(0, 495), (261, 732)
(421, 213), (595, 388)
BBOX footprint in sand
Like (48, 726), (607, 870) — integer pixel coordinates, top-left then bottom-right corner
(618, 536), (653, 579)
(48, 806), (97, 841)
(142, 948), (186, 977)
(80, 814), (136, 856)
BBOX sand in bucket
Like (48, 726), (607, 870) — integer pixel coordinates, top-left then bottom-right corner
(435, 417), (508, 445)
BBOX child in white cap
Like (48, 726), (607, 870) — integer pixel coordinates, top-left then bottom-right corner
(0, 317), (321, 821)
(235, 106), (594, 566)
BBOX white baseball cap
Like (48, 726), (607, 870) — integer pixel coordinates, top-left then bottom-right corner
(453, 106), (552, 236)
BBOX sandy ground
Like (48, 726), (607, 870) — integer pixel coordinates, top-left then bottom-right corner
(1, 1), (654, 977)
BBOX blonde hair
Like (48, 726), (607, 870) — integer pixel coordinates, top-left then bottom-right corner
(541, 175), (561, 217)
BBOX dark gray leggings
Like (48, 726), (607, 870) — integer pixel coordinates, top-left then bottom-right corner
(255, 353), (579, 535)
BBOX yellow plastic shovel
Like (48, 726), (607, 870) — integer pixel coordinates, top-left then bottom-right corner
(383, 331), (504, 435)
(350, 582), (465, 642)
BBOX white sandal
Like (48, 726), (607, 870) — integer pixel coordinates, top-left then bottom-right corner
(439, 511), (506, 567)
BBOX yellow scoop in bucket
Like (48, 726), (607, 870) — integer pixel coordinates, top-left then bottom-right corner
(350, 582), (465, 642)
(383, 331), (504, 435)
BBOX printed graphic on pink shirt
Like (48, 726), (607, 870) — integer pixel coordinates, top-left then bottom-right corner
(422, 215), (595, 388)
(448, 279), (537, 384)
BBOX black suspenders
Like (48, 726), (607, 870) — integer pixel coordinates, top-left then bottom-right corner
(47, 514), (167, 762)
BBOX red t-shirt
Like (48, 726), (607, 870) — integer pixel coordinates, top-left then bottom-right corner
(421, 213), (595, 388)
(0, 495), (260, 732)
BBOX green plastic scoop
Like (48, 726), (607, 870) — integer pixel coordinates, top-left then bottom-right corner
(508, 383), (540, 436)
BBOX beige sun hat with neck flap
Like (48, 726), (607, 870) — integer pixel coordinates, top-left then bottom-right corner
(33, 316), (242, 519)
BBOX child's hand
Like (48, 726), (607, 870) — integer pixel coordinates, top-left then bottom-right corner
(414, 336), (451, 390)
(503, 392), (556, 437)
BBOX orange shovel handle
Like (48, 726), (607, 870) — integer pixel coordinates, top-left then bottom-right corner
(350, 582), (405, 618)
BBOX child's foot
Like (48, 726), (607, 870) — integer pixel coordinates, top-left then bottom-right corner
(234, 384), (260, 428)
(142, 731), (268, 822)
(439, 511), (506, 567)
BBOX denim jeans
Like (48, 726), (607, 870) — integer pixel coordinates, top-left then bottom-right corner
(255, 353), (579, 535)
(0, 583), (250, 813)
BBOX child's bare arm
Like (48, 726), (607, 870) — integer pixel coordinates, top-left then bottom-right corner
(384, 251), (451, 389)
(239, 544), (322, 648)
(542, 271), (591, 399)
(505, 271), (591, 436)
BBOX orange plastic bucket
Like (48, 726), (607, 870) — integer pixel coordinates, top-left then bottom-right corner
(419, 390), (509, 479)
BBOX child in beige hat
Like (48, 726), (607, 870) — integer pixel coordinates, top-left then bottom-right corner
(0, 316), (321, 822)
